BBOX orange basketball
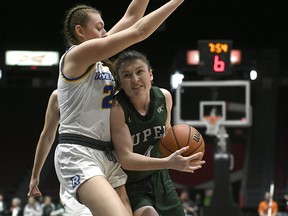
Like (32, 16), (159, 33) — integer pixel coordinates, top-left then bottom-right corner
(159, 124), (205, 159)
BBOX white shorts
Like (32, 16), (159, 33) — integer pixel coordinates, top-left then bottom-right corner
(60, 186), (92, 216)
(54, 144), (127, 200)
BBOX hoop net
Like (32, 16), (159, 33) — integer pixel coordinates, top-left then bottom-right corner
(203, 115), (223, 136)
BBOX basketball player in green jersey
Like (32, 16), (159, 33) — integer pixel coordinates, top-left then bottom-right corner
(111, 50), (206, 216)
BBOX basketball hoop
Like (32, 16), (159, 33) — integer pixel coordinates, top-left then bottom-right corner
(203, 115), (222, 136)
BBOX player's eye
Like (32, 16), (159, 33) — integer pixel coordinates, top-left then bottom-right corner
(123, 73), (131, 79)
(137, 70), (145, 75)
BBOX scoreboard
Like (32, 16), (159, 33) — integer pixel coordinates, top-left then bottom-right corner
(198, 40), (232, 75)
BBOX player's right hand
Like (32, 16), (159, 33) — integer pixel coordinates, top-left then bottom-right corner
(27, 178), (42, 197)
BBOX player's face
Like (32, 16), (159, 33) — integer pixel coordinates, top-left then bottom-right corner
(81, 13), (107, 41)
(118, 59), (153, 97)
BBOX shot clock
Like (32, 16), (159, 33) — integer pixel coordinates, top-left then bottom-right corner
(198, 40), (232, 75)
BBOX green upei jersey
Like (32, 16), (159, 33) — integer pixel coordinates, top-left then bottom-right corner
(115, 86), (185, 216)
(115, 86), (167, 183)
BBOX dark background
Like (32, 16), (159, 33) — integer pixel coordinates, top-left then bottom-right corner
(1, 0), (287, 73)
(1, 0), (288, 215)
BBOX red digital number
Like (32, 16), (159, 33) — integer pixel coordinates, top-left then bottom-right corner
(213, 55), (225, 72)
(198, 40), (232, 75)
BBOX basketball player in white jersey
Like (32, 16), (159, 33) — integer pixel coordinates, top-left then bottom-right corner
(28, 0), (187, 215)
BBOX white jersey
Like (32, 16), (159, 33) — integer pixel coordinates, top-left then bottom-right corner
(55, 48), (127, 200)
(57, 48), (115, 142)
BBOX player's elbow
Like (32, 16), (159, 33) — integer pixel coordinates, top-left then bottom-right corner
(118, 157), (131, 170)
(117, 154), (135, 170)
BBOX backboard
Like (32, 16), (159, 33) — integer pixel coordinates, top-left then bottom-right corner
(173, 80), (252, 128)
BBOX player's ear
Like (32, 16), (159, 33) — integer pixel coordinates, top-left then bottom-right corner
(149, 69), (153, 82)
(75, 25), (85, 39)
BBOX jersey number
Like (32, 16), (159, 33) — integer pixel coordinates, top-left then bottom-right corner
(102, 85), (114, 108)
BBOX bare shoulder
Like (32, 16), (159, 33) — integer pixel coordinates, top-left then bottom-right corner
(111, 99), (125, 126)
(160, 88), (172, 98)
(51, 89), (57, 98)
(49, 90), (59, 112)
(111, 99), (122, 111)
(160, 87), (173, 110)
(50, 90), (58, 102)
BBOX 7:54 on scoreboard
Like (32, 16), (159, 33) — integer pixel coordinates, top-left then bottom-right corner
(198, 40), (232, 76)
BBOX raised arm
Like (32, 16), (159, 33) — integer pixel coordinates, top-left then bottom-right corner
(65, 0), (185, 78)
(108, 0), (150, 35)
(28, 90), (60, 197)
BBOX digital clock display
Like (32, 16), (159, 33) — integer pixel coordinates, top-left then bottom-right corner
(198, 40), (232, 75)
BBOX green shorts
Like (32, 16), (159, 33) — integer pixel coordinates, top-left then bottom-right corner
(126, 169), (185, 216)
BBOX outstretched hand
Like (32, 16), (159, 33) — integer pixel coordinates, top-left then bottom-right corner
(167, 146), (205, 173)
(27, 178), (42, 197)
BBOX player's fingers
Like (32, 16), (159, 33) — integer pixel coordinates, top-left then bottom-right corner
(176, 146), (189, 154)
(182, 164), (202, 173)
(189, 159), (206, 166)
(27, 187), (42, 197)
(186, 152), (203, 160)
(27, 190), (35, 196)
(189, 164), (203, 172)
(27, 186), (35, 196)
(28, 192), (42, 197)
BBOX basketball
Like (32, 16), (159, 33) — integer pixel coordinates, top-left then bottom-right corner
(159, 124), (205, 159)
